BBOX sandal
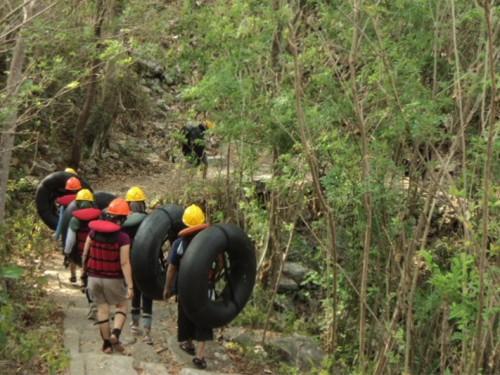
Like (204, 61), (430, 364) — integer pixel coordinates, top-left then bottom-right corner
(112, 341), (125, 353)
(179, 342), (195, 356)
(192, 357), (207, 369)
(102, 340), (113, 354)
(143, 334), (153, 345)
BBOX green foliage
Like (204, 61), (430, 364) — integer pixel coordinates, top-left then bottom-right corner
(0, 200), (68, 374)
(3, 0), (497, 373)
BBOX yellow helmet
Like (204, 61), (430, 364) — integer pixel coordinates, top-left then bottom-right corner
(182, 204), (205, 227)
(205, 120), (215, 129)
(65, 167), (77, 174)
(75, 189), (94, 202)
(126, 186), (146, 202)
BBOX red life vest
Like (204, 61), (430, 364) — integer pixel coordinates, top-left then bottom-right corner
(86, 221), (123, 279)
(56, 194), (77, 207)
(72, 208), (101, 257)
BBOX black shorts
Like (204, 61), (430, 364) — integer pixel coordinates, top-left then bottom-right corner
(177, 299), (213, 342)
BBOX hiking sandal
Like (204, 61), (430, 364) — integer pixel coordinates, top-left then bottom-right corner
(143, 334), (153, 345)
(192, 357), (207, 369)
(112, 341), (125, 353)
(179, 342), (195, 355)
(130, 323), (142, 336)
(102, 340), (113, 354)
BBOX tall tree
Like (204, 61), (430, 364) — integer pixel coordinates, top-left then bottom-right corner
(69, 0), (105, 168)
(0, 0), (36, 223)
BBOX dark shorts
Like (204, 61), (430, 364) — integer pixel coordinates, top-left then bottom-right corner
(177, 299), (213, 342)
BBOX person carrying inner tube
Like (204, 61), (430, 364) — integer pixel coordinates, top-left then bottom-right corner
(64, 188), (101, 319)
(82, 198), (133, 354)
(122, 186), (154, 345)
(164, 204), (213, 370)
(55, 176), (82, 244)
(181, 119), (214, 178)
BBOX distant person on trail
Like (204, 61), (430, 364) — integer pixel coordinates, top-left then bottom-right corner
(181, 119), (214, 178)
(64, 189), (101, 320)
(164, 204), (214, 370)
(82, 198), (133, 354)
(122, 186), (154, 345)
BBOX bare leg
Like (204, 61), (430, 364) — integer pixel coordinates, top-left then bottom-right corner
(110, 302), (128, 352)
(197, 341), (206, 359)
(70, 263), (76, 280)
(114, 302), (128, 331)
(96, 304), (112, 353)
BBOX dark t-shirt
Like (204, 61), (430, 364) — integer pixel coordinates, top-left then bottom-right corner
(169, 237), (191, 267)
(183, 124), (206, 144)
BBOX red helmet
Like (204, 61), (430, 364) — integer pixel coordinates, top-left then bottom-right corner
(65, 177), (82, 191)
(107, 198), (131, 216)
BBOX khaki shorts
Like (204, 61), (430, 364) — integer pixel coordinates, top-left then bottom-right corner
(88, 276), (127, 305)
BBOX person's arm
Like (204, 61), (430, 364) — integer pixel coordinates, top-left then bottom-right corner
(54, 206), (64, 239)
(120, 244), (134, 299)
(81, 235), (92, 273)
(64, 228), (77, 255)
(164, 264), (177, 300)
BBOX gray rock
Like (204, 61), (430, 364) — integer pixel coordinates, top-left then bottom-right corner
(82, 353), (136, 375)
(84, 159), (97, 172)
(283, 262), (311, 283)
(109, 142), (121, 153)
(136, 361), (170, 375)
(156, 100), (170, 113)
(267, 335), (325, 371)
(214, 351), (229, 361)
(278, 275), (299, 292)
(32, 160), (56, 175)
(179, 369), (240, 375)
(232, 332), (255, 347)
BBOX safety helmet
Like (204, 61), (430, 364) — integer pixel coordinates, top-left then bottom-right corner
(182, 204), (205, 227)
(65, 177), (82, 191)
(107, 198), (131, 216)
(205, 120), (215, 129)
(65, 167), (77, 174)
(75, 189), (94, 202)
(125, 186), (146, 202)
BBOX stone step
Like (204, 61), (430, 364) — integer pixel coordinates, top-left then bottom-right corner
(71, 353), (137, 375)
(135, 361), (170, 375)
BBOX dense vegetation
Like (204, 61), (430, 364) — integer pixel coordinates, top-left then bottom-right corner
(1, 1), (498, 374)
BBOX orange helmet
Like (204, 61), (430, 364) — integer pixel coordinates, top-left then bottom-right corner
(107, 198), (131, 216)
(65, 177), (82, 191)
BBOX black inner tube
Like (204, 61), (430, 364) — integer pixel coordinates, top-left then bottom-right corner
(131, 204), (185, 300)
(178, 224), (256, 328)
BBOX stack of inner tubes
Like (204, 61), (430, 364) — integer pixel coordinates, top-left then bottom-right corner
(35, 171), (91, 230)
(36, 172), (256, 328)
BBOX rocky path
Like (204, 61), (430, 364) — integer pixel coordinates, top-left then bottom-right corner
(44, 253), (242, 375)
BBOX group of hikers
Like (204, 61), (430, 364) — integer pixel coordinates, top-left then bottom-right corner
(53, 169), (213, 369)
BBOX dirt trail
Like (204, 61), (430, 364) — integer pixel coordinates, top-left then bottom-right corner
(93, 157), (230, 201)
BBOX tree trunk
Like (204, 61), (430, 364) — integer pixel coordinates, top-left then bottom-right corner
(69, 0), (105, 168)
(348, 0), (374, 369)
(261, 221), (296, 344)
(290, 26), (338, 354)
(265, 0), (285, 288)
(475, 1), (497, 372)
(0, 0), (35, 223)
